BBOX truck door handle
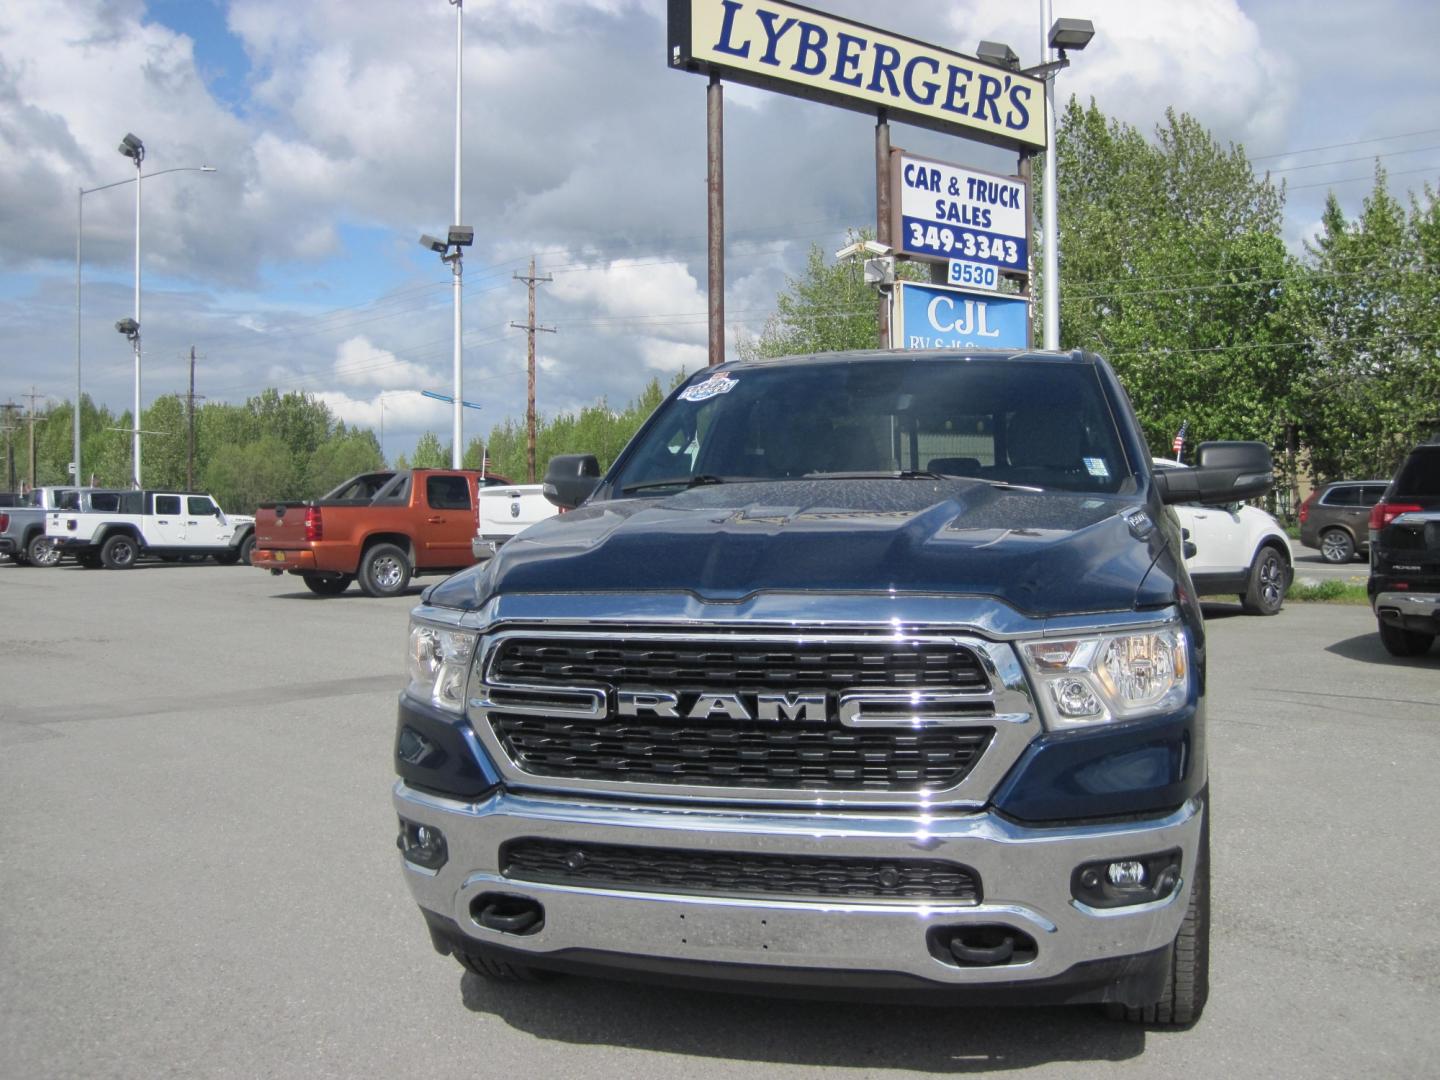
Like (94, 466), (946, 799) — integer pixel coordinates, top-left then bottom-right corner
(157, 520), (169, 524)
(427, 516), (443, 523)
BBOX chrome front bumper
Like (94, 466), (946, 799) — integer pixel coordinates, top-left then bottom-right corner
(393, 783), (1201, 988)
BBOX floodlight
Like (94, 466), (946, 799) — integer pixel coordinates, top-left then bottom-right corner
(835, 239), (892, 261)
(118, 133), (145, 159)
(863, 257), (895, 286)
(115, 317), (139, 337)
(976, 41), (1020, 70)
(419, 234), (447, 253)
(1048, 18), (1095, 53)
(447, 226), (474, 247)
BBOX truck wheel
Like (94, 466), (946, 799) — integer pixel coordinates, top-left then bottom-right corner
(1108, 802), (1210, 1026)
(359, 543), (412, 597)
(1378, 619), (1435, 657)
(302, 573), (353, 596)
(1240, 546), (1286, 615)
(101, 534), (139, 569)
(27, 535), (62, 567)
(238, 532), (255, 566)
(1319, 528), (1354, 564)
(455, 948), (552, 984)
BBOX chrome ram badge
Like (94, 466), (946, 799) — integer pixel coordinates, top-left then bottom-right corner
(616, 690), (826, 723)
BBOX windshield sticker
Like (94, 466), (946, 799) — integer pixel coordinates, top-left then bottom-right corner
(679, 374), (737, 402)
(1084, 457), (1110, 478)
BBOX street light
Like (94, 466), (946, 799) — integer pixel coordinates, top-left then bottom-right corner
(116, 133), (144, 488)
(1031, 8), (1095, 350)
(75, 164), (215, 488)
(417, 224), (473, 467)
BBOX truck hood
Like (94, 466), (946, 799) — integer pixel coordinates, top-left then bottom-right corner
(428, 479), (1173, 618)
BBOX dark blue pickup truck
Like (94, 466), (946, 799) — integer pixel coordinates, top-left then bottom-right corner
(391, 348), (1273, 1025)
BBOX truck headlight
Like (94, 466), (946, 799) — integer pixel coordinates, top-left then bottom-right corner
(1019, 628), (1189, 729)
(407, 620), (479, 714)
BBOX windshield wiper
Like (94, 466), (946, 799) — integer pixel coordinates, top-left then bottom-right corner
(801, 470), (946, 481)
(621, 474), (734, 494)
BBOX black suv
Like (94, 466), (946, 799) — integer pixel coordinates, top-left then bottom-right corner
(1368, 444), (1440, 657)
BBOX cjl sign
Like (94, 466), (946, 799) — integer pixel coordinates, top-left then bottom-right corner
(892, 281), (1028, 351)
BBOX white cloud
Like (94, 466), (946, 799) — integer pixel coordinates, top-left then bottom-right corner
(941, 0), (1296, 148)
(331, 335), (437, 390)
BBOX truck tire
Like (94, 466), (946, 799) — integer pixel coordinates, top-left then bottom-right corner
(238, 532), (255, 566)
(302, 573), (353, 596)
(1239, 546), (1286, 615)
(27, 534), (62, 567)
(101, 534), (139, 569)
(1108, 801), (1210, 1026)
(455, 947), (552, 984)
(1378, 619), (1435, 657)
(358, 543), (412, 598)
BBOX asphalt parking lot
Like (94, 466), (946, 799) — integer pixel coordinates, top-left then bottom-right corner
(2, 561), (1437, 1079)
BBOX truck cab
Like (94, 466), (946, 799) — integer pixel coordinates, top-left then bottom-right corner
(392, 349), (1273, 1024)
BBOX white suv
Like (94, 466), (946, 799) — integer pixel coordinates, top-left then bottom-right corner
(1153, 459), (1293, 615)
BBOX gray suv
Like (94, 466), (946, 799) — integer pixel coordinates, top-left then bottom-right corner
(1299, 480), (1388, 563)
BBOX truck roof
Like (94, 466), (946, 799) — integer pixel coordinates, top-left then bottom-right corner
(714, 348), (1101, 372)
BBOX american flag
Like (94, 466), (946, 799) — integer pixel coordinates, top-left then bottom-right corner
(1172, 420), (1188, 460)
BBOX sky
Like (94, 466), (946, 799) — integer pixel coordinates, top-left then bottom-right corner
(2, 0), (1437, 468)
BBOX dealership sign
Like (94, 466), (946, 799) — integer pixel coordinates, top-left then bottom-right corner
(668, 0), (1046, 150)
(893, 150), (1028, 272)
(892, 282), (1028, 351)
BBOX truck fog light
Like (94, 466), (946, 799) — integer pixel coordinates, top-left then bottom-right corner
(397, 818), (448, 870)
(1072, 849), (1181, 908)
(1107, 860), (1146, 887)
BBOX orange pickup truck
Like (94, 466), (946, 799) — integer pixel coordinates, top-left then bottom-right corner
(251, 469), (510, 597)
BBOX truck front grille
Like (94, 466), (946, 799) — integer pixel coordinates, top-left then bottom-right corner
(488, 711), (992, 790)
(491, 637), (989, 691)
(477, 631), (1002, 798)
(500, 838), (982, 903)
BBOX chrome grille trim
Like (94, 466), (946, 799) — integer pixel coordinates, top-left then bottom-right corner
(466, 627), (1039, 808)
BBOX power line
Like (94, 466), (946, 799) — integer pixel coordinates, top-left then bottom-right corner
(1249, 126), (1440, 162)
(1264, 145), (1440, 174)
(1289, 163), (1440, 192)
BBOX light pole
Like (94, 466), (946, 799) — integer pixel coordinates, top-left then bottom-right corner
(76, 163), (216, 488)
(1036, 11), (1095, 350)
(116, 133), (144, 487)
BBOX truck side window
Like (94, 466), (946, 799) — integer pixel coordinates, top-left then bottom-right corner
(187, 496), (218, 515)
(427, 476), (471, 511)
(92, 493), (119, 512)
(154, 495), (181, 515)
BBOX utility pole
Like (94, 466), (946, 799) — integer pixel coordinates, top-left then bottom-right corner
(1, 402), (17, 492)
(23, 388), (44, 491)
(186, 346), (206, 489)
(510, 256), (555, 482)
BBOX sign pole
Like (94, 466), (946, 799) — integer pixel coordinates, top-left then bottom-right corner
(1018, 150), (1035, 349)
(874, 109), (890, 350)
(707, 71), (724, 366)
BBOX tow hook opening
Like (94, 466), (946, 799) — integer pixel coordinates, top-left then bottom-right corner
(928, 924), (1037, 968)
(471, 892), (545, 936)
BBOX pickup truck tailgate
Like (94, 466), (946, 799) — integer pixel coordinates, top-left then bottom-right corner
(254, 505), (310, 548)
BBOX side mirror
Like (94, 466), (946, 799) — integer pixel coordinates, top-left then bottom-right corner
(543, 454), (601, 509)
(1154, 441), (1274, 506)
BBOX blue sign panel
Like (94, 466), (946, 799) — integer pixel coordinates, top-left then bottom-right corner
(892, 282), (1029, 351)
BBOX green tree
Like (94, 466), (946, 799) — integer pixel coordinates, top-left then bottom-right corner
(1293, 169), (1440, 480)
(304, 429), (383, 496)
(201, 435), (298, 513)
(411, 431), (447, 468)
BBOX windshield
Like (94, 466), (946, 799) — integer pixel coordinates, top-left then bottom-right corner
(610, 358), (1136, 496)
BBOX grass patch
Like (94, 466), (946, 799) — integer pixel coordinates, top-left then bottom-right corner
(1286, 579), (1370, 604)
